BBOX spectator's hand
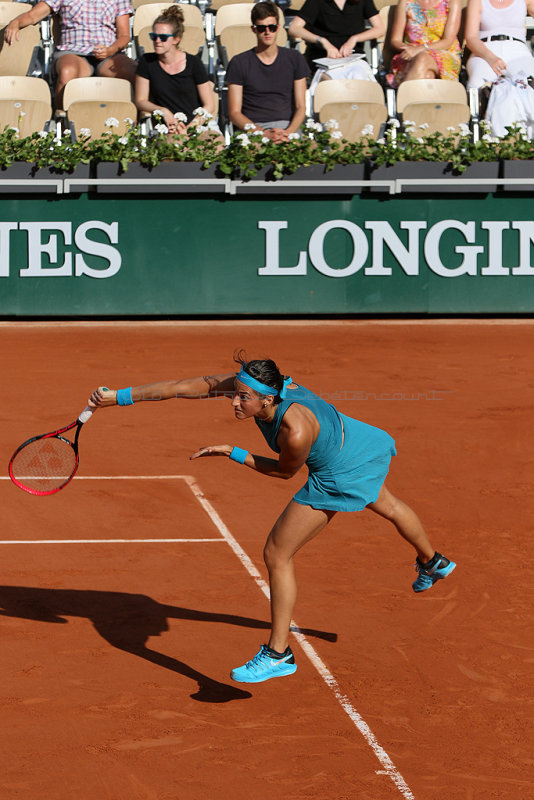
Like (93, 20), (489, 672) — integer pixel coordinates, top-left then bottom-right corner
(4, 21), (21, 45)
(489, 54), (507, 76)
(339, 38), (357, 58)
(324, 42), (342, 59)
(262, 128), (289, 143)
(399, 44), (425, 61)
(92, 44), (113, 60)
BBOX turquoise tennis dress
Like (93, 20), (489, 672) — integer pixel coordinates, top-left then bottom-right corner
(255, 383), (396, 512)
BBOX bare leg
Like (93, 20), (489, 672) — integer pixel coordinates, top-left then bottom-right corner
(403, 52), (440, 81)
(367, 484), (434, 562)
(54, 53), (92, 107)
(263, 501), (336, 653)
(97, 53), (137, 85)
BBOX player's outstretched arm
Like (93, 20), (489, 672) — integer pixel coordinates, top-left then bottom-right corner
(88, 374), (236, 408)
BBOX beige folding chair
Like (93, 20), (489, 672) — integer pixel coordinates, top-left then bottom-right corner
(396, 78), (470, 133)
(215, 3), (287, 65)
(0, 2), (41, 76)
(314, 79), (387, 142)
(133, 2), (205, 57)
(62, 77), (137, 139)
(0, 75), (51, 134)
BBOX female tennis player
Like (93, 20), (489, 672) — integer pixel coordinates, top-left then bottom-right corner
(89, 353), (455, 684)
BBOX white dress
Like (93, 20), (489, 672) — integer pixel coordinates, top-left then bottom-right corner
(466, 0), (534, 89)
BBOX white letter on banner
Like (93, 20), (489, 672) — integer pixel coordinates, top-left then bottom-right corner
(364, 221), (426, 275)
(480, 222), (510, 275)
(19, 222), (72, 277)
(511, 222), (534, 275)
(309, 220), (368, 277)
(0, 223), (18, 277)
(424, 220), (482, 277)
(257, 221), (307, 275)
(75, 221), (121, 278)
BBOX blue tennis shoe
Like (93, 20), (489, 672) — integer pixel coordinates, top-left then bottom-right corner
(231, 644), (297, 683)
(412, 552), (456, 593)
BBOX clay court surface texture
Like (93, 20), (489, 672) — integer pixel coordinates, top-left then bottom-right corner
(1, 320), (533, 800)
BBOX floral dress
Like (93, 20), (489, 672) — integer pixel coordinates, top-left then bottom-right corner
(387, 0), (461, 88)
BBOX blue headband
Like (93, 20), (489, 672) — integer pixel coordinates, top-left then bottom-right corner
(237, 368), (292, 399)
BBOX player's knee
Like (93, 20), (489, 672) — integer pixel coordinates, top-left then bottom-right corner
(263, 539), (285, 571)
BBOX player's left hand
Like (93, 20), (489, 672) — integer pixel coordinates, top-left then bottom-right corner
(190, 445), (233, 459)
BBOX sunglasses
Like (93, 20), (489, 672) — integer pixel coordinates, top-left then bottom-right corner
(254, 23), (279, 32)
(149, 32), (174, 41)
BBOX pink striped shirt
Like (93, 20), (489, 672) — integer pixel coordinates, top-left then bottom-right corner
(46, 0), (134, 55)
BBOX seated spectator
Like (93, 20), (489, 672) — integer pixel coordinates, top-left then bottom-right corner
(386, 0), (462, 87)
(135, 5), (216, 136)
(5, 0), (136, 105)
(288, 0), (384, 72)
(464, 0), (534, 90)
(226, 1), (309, 142)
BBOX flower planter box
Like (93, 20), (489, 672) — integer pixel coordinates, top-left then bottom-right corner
(94, 161), (225, 194)
(234, 163), (366, 194)
(501, 160), (534, 192)
(368, 161), (499, 194)
(0, 163), (90, 194)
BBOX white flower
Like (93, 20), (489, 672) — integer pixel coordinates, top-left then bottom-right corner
(14, 102), (21, 108)
(360, 124), (374, 136)
(288, 132), (300, 140)
(447, 126), (456, 132)
(154, 123), (169, 134)
(118, 136), (129, 145)
(105, 117), (119, 128)
(18, 110), (26, 117)
(262, 136), (270, 143)
(419, 122), (429, 130)
(325, 119), (339, 129)
(331, 130), (343, 139)
(244, 123), (256, 131)
(153, 109), (165, 118)
(140, 137), (147, 148)
(193, 107), (212, 119)
(38, 129), (48, 138)
(174, 111), (187, 123)
(80, 127), (91, 137)
(403, 120), (415, 127)
(458, 122), (470, 136)
(123, 117), (134, 126)
(376, 137), (385, 144)
(196, 125), (208, 133)
(390, 118), (400, 128)
(237, 134), (250, 146)
(249, 128), (264, 137)
(10, 126), (19, 133)
(405, 126), (416, 134)
(417, 137), (424, 143)
(206, 119), (220, 131)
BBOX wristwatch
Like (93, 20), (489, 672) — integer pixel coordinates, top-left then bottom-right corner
(317, 35), (323, 46)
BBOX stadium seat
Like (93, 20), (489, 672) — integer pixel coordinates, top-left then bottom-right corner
(396, 78), (470, 134)
(133, 2), (205, 58)
(314, 78), (387, 141)
(61, 77), (137, 139)
(0, 75), (52, 135)
(0, 2), (42, 76)
(215, 3), (287, 67)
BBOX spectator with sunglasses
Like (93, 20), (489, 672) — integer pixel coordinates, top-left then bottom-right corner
(135, 5), (215, 136)
(5, 0), (136, 106)
(226, 1), (309, 142)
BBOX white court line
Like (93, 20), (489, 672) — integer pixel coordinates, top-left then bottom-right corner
(3, 472), (415, 798)
(0, 539), (223, 544)
(183, 475), (415, 800)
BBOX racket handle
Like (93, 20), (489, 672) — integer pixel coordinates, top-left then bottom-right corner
(78, 406), (94, 425)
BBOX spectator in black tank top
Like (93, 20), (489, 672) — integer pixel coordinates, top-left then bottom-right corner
(135, 5), (216, 136)
(226, 1), (310, 143)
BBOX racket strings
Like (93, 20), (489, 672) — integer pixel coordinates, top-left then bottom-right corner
(11, 436), (77, 492)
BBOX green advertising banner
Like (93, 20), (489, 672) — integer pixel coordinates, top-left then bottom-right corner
(1, 191), (533, 315)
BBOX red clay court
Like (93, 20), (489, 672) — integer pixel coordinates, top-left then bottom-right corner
(1, 320), (533, 800)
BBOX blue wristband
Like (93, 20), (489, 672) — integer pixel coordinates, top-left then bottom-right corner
(229, 446), (248, 464)
(116, 387), (134, 406)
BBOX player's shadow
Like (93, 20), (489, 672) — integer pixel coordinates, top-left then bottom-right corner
(0, 586), (336, 704)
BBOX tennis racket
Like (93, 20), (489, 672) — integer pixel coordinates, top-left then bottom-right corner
(9, 406), (94, 496)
